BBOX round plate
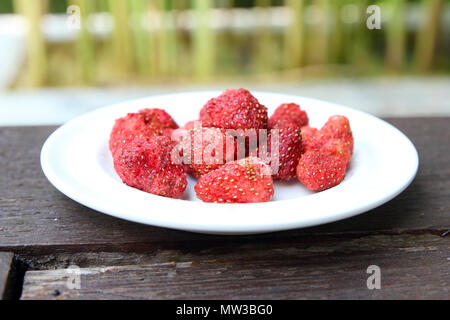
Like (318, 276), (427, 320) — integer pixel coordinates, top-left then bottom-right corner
(40, 91), (419, 235)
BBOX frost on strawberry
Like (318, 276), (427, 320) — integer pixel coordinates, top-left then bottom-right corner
(296, 146), (347, 192)
(109, 108), (178, 156)
(195, 157), (274, 203)
(178, 127), (236, 178)
(113, 136), (187, 198)
(321, 115), (353, 161)
(300, 116), (353, 163)
(268, 103), (309, 129)
(296, 115), (354, 191)
(169, 128), (189, 143)
(300, 126), (322, 153)
(263, 124), (302, 181)
(199, 89), (268, 130)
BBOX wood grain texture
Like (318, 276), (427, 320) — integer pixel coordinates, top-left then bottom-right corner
(0, 118), (449, 255)
(21, 234), (449, 300)
(0, 252), (14, 299)
(1, 118), (449, 300)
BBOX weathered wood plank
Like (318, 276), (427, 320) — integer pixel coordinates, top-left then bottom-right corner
(20, 234), (449, 300)
(16, 233), (450, 271)
(0, 252), (14, 299)
(0, 118), (449, 254)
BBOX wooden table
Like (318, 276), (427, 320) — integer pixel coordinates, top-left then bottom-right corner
(0, 118), (448, 300)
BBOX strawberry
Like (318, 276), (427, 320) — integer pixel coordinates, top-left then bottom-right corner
(113, 136), (187, 198)
(268, 103), (309, 129)
(199, 89), (268, 130)
(263, 124), (302, 181)
(300, 126), (323, 153)
(321, 138), (352, 164)
(110, 108), (178, 155)
(300, 116), (353, 162)
(296, 116), (353, 191)
(321, 115), (353, 161)
(178, 127), (236, 178)
(195, 157), (274, 203)
(296, 146), (347, 192)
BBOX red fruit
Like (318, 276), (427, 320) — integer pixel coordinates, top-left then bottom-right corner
(268, 103), (309, 129)
(200, 89), (268, 130)
(297, 116), (353, 191)
(322, 138), (353, 165)
(296, 148), (347, 192)
(163, 128), (175, 138)
(169, 128), (189, 143)
(113, 136), (187, 198)
(167, 120), (202, 143)
(321, 115), (353, 160)
(178, 127), (236, 178)
(300, 116), (353, 163)
(183, 120), (199, 130)
(265, 124), (302, 181)
(167, 120), (201, 144)
(168, 128), (193, 175)
(109, 108), (178, 155)
(195, 157), (274, 203)
(300, 126), (323, 153)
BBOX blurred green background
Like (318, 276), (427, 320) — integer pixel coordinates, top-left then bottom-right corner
(2, 0), (449, 88)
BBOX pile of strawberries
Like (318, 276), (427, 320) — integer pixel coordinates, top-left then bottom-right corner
(110, 89), (353, 203)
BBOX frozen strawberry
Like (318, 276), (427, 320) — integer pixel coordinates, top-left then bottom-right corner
(168, 128), (193, 175)
(168, 126), (203, 176)
(268, 103), (309, 129)
(301, 126), (324, 153)
(321, 115), (353, 160)
(195, 157), (274, 203)
(200, 89), (268, 130)
(300, 116), (353, 162)
(296, 116), (353, 191)
(321, 138), (352, 164)
(109, 108), (178, 155)
(113, 136), (187, 198)
(263, 124), (302, 181)
(139, 108), (178, 133)
(296, 147), (347, 192)
(178, 127), (236, 178)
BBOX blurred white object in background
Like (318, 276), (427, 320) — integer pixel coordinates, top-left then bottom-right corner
(0, 11), (449, 126)
(0, 15), (26, 90)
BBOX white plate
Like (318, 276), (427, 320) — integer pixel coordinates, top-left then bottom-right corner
(40, 91), (419, 235)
